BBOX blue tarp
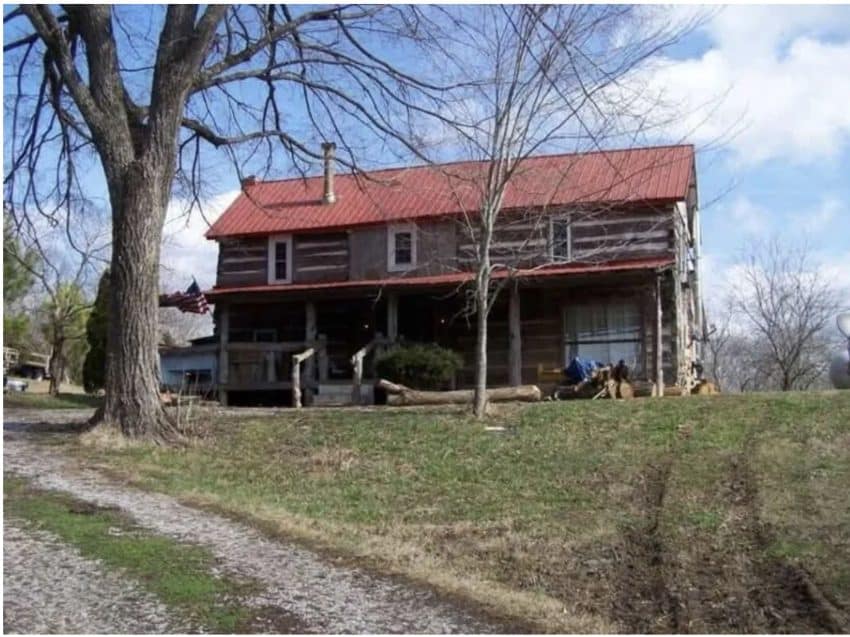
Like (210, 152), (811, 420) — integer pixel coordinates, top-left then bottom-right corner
(564, 357), (600, 384)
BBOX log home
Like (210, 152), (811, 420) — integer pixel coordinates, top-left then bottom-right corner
(204, 143), (703, 406)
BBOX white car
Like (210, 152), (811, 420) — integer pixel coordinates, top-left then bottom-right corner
(3, 376), (29, 392)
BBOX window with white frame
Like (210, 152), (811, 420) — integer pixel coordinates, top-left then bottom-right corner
(550, 216), (571, 261)
(564, 299), (643, 372)
(267, 234), (292, 284)
(388, 224), (417, 271)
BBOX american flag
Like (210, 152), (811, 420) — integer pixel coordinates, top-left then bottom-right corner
(162, 279), (209, 314)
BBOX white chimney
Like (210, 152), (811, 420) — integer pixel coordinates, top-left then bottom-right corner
(321, 142), (336, 204)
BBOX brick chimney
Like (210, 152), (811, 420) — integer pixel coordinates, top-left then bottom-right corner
(241, 175), (256, 188)
(321, 142), (336, 204)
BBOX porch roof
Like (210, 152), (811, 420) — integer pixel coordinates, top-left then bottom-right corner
(205, 256), (674, 300)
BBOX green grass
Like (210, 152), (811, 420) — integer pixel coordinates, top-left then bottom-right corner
(72, 391), (850, 631)
(4, 477), (256, 632)
(3, 391), (102, 410)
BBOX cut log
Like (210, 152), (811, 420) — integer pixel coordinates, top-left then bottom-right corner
(618, 381), (635, 399)
(377, 379), (542, 406)
(631, 381), (656, 397)
(692, 380), (720, 395)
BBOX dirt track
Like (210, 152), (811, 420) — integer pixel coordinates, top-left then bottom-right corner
(610, 430), (846, 634)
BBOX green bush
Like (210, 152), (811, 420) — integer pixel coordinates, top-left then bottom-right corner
(375, 343), (463, 390)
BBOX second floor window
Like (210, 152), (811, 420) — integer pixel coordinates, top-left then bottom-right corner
(388, 224), (417, 271)
(550, 217), (571, 261)
(267, 234), (293, 284)
(395, 232), (412, 264)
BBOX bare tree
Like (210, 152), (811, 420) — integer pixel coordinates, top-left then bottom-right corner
(702, 310), (775, 392)
(159, 306), (210, 346)
(418, 5), (698, 416)
(727, 239), (840, 391)
(4, 5), (462, 439)
(3, 201), (107, 394)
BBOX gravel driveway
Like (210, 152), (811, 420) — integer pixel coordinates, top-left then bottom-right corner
(3, 411), (507, 634)
(3, 521), (187, 634)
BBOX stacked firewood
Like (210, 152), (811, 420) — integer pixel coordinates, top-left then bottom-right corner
(551, 361), (635, 400)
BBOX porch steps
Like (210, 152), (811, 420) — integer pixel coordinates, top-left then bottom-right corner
(313, 382), (374, 406)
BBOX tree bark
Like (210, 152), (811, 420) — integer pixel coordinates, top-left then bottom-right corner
(655, 272), (664, 397)
(473, 280), (489, 418)
(98, 163), (179, 441)
(48, 341), (63, 396)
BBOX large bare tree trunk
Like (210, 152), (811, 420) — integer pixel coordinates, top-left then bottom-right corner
(99, 165), (179, 440)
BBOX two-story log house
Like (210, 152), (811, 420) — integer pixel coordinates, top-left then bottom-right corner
(203, 143), (703, 406)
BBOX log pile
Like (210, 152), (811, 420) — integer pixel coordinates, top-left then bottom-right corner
(377, 379), (542, 406)
(552, 362), (635, 400)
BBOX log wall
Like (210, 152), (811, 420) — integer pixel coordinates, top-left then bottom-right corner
(293, 233), (349, 283)
(214, 204), (677, 289)
(455, 205), (674, 270)
(217, 237), (267, 287)
(216, 269), (680, 395)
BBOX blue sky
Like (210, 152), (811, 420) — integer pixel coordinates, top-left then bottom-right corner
(4, 6), (849, 325)
(645, 6), (850, 314)
(159, 6), (850, 323)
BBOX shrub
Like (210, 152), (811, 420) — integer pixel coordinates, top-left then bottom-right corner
(375, 343), (463, 390)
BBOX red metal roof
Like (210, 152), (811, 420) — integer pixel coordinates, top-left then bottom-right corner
(205, 257), (674, 299)
(207, 145), (695, 239)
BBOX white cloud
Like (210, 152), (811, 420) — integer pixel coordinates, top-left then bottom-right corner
(700, 243), (850, 327)
(725, 196), (771, 236)
(816, 249), (850, 298)
(791, 196), (841, 235)
(160, 189), (239, 292)
(699, 250), (752, 321)
(159, 189), (239, 339)
(637, 6), (850, 165)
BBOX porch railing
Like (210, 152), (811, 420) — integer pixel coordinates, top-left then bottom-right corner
(291, 347), (315, 408)
(224, 336), (328, 394)
(350, 333), (391, 405)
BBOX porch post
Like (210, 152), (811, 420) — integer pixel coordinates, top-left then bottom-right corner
(304, 301), (317, 403)
(317, 334), (329, 382)
(655, 272), (664, 397)
(387, 292), (399, 342)
(218, 303), (229, 406)
(508, 280), (522, 386)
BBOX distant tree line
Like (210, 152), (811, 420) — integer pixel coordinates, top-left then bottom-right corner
(3, 207), (112, 394)
(703, 239), (842, 392)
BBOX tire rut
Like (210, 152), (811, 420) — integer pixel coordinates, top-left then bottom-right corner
(611, 453), (681, 633)
(729, 436), (846, 633)
(629, 426), (847, 634)
(609, 422), (846, 634)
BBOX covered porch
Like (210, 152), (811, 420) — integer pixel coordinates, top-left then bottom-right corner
(208, 260), (679, 407)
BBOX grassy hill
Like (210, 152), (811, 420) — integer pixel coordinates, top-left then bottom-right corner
(74, 391), (850, 632)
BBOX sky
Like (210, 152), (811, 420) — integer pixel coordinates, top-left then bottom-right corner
(648, 5), (850, 318)
(158, 5), (850, 332)
(4, 6), (848, 335)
